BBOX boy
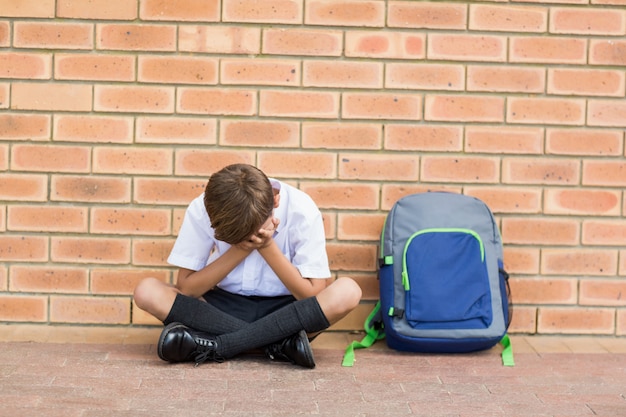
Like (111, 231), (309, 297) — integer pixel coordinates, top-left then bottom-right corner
(134, 163), (362, 368)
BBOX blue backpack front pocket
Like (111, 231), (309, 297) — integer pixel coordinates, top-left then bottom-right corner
(403, 229), (492, 330)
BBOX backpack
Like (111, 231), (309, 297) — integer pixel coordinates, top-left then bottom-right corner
(343, 192), (514, 367)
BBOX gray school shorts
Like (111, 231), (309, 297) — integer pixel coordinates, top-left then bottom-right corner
(202, 287), (296, 323)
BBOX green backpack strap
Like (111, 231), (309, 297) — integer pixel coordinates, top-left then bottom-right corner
(342, 301), (385, 367)
(500, 333), (515, 366)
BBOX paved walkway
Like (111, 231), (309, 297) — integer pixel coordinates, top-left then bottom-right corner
(1, 326), (625, 416)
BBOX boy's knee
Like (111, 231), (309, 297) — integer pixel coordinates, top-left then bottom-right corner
(333, 277), (362, 310)
(133, 277), (160, 310)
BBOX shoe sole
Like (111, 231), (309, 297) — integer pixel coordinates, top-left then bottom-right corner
(157, 322), (186, 362)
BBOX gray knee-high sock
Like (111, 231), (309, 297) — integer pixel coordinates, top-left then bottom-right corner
(215, 296), (330, 358)
(163, 293), (247, 335)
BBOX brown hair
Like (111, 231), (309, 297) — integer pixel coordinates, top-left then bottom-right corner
(204, 164), (274, 244)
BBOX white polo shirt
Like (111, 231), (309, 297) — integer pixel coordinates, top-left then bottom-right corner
(167, 179), (331, 297)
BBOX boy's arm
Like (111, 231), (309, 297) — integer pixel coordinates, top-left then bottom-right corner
(258, 241), (327, 299)
(175, 245), (252, 298)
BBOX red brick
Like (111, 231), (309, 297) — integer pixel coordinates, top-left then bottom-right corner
(140, 0), (219, 21)
(337, 213), (386, 241)
(0, 266), (6, 290)
(0, 144), (6, 169)
(385, 124), (462, 152)
(0, 295), (47, 322)
(580, 279), (626, 307)
(429, 34), (506, 62)
(421, 156), (499, 183)
(467, 65), (545, 93)
(0, 114), (50, 141)
(0, 83), (6, 109)
(95, 85), (175, 114)
(503, 247), (540, 274)
(51, 175), (131, 203)
(469, 4), (547, 32)
(139, 56), (218, 85)
(508, 306), (537, 334)
(0, 52), (52, 79)
(465, 126), (543, 154)
(51, 237), (131, 264)
(302, 122), (382, 150)
(326, 242), (378, 271)
(343, 92), (421, 121)
(502, 158), (580, 185)
(541, 249), (618, 276)
(465, 187), (542, 214)
(91, 268), (170, 295)
(510, 277), (577, 305)
(260, 90), (339, 119)
(175, 149), (256, 177)
(136, 117), (217, 145)
(8, 205), (88, 233)
(10, 265), (88, 293)
(304, 60), (383, 89)
(582, 220), (626, 246)
(57, 0), (138, 19)
(12, 83), (92, 112)
(14, 22), (93, 49)
(550, 7), (626, 35)
(306, 0), (384, 27)
(588, 99), (626, 127)
(338, 153), (419, 181)
(345, 31), (425, 59)
(0, 0), (54, 17)
(220, 120), (299, 148)
(133, 300), (163, 325)
(502, 218), (579, 245)
(546, 128), (623, 156)
(545, 188), (621, 216)
(0, 22), (8, 47)
(55, 54), (135, 82)
(93, 147), (173, 175)
(583, 160), (626, 186)
(508, 97), (585, 125)
(263, 28), (342, 56)
(179, 25), (261, 54)
(97, 24), (176, 51)
(386, 63), (464, 91)
(178, 87), (256, 115)
(50, 296), (130, 324)
(300, 182), (379, 210)
(258, 151), (336, 179)
(221, 58), (299, 86)
(0, 174), (48, 201)
(11, 144), (90, 173)
(133, 178), (211, 205)
(538, 307), (615, 335)
(223, 0), (303, 24)
(132, 238), (175, 266)
(620, 310), (626, 336)
(590, 39), (626, 66)
(0, 235), (48, 262)
(621, 249), (626, 276)
(426, 95), (504, 122)
(388, 2), (467, 29)
(382, 185), (463, 210)
(91, 208), (171, 236)
(510, 36), (587, 64)
(548, 68), (625, 97)
(54, 115), (133, 144)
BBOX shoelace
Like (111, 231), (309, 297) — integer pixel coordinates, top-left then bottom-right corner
(193, 338), (224, 367)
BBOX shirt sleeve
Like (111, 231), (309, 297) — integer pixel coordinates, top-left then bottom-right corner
(167, 194), (215, 271)
(290, 205), (331, 280)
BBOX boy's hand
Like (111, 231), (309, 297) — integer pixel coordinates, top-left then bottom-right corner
(235, 217), (279, 251)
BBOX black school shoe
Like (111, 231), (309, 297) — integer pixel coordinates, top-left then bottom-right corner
(158, 322), (224, 366)
(265, 330), (316, 369)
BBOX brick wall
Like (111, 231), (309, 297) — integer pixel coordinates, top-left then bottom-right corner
(1, 0), (625, 336)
